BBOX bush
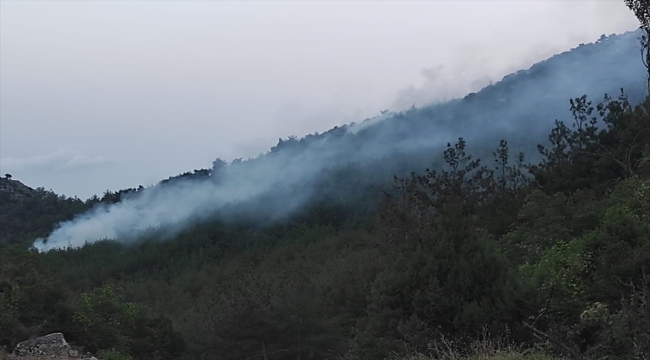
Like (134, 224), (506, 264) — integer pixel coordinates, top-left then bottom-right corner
(72, 284), (185, 360)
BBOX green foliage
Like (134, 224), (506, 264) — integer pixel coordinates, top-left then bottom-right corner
(0, 245), (73, 349)
(519, 238), (587, 327)
(72, 284), (139, 353)
(72, 284), (185, 359)
(0, 188), (92, 247)
(1, 51), (650, 359)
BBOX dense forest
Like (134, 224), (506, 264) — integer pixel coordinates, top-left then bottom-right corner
(2, 2), (650, 359)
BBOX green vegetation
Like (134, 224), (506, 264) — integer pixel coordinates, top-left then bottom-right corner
(3, 89), (649, 359)
(1, 2), (650, 360)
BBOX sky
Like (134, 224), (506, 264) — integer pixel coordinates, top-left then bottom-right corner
(0, 0), (640, 199)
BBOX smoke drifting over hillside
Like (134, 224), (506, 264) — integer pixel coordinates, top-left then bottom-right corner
(34, 31), (647, 252)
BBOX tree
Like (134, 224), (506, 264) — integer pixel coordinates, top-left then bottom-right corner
(4, 174), (11, 180)
(625, 0), (650, 30)
(624, 0), (650, 88)
(211, 158), (228, 185)
(73, 284), (185, 359)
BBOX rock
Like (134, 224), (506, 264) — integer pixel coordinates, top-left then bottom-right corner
(11, 333), (71, 358)
(8, 333), (101, 360)
(11, 333), (69, 357)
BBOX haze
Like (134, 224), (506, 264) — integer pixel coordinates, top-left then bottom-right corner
(0, 0), (639, 199)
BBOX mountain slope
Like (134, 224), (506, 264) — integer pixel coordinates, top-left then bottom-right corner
(34, 30), (647, 251)
(0, 177), (35, 201)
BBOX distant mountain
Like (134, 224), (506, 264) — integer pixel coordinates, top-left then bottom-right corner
(35, 30), (649, 251)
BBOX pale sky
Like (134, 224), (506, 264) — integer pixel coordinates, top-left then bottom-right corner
(0, 0), (639, 199)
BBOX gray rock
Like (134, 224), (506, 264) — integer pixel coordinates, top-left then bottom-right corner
(12, 333), (71, 358)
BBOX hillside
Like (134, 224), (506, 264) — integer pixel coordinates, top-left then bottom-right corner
(32, 30), (647, 252)
(2, 24), (650, 360)
(0, 177), (35, 201)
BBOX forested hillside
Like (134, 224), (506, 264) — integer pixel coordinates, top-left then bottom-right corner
(2, 3), (650, 360)
(31, 30), (645, 253)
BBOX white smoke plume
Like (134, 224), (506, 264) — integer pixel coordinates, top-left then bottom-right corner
(34, 31), (647, 252)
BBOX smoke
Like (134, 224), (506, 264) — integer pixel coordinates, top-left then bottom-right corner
(34, 31), (647, 252)
(391, 0), (639, 111)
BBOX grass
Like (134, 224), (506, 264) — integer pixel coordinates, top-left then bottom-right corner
(392, 337), (557, 360)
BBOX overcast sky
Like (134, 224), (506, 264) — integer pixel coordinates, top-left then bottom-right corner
(0, 0), (639, 199)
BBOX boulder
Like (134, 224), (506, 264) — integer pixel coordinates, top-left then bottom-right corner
(11, 333), (70, 358)
(8, 333), (101, 360)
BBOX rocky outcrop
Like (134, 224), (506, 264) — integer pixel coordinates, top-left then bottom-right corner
(0, 177), (35, 201)
(8, 333), (98, 360)
(11, 333), (70, 358)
